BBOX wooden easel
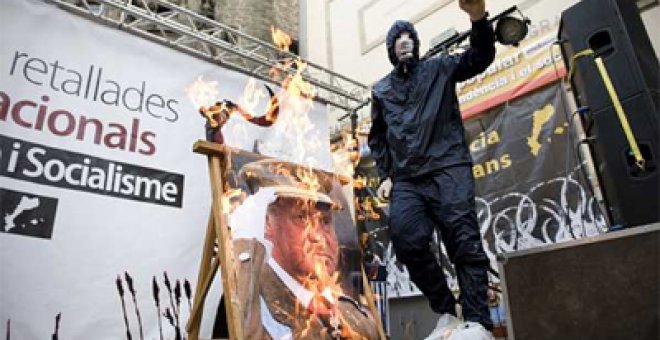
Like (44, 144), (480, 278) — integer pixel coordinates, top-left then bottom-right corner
(186, 139), (386, 340)
(187, 140), (243, 340)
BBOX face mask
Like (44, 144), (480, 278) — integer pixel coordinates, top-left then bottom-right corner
(394, 33), (415, 64)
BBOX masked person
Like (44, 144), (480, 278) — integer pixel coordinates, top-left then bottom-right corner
(225, 159), (379, 340)
(368, 0), (495, 338)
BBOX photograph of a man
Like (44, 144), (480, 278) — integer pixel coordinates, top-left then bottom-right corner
(225, 158), (379, 340)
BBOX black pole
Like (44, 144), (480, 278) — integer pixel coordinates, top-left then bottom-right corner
(422, 5), (520, 60)
(350, 110), (358, 141)
(51, 313), (61, 340)
(339, 98), (371, 122)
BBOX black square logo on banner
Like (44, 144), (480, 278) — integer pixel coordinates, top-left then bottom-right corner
(0, 188), (58, 239)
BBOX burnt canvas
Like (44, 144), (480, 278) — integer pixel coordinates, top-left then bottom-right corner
(216, 147), (379, 340)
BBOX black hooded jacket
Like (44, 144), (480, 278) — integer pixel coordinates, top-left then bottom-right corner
(368, 18), (495, 180)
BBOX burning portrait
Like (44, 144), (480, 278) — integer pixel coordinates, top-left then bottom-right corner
(214, 149), (379, 340)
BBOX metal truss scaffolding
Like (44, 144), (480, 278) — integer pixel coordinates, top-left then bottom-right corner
(48, 0), (370, 112)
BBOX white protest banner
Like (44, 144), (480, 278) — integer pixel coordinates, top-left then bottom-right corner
(0, 0), (331, 338)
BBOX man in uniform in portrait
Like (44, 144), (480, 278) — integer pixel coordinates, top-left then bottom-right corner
(226, 159), (379, 340)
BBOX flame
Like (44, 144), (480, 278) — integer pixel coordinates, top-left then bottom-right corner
(355, 195), (381, 223)
(300, 199), (344, 316)
(271, 25), (292, 52)
(355, 196), (366, 222)
(331, 133), (360, 177)
(282, 59), (315, 102)
(363, 197), (381, 220)
(268, 58), (293, 83)
(186, 75), (219, 109)
(191, 25), (369, 338)
(332, 151), (354, 177)
(222, 188), (246, 215)
(295, 166), (321, 194)
(200, 101), (235, 129)
(354, 176), (367, 190)
(270, 59), (322, 169)
(239, 78), (267, 113)
(268, 28), (346, 325)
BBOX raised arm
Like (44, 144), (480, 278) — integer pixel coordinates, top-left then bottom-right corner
(452, 0), (496, 82)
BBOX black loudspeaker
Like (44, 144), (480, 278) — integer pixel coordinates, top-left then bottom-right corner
(559, 0), (660, 228)
(499, 224), (660, 340)
(559, 0), (659, 111)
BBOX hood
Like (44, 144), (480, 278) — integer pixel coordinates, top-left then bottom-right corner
(386, 20), (420, 66)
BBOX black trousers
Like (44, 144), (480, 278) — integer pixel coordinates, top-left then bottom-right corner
(389, 166), (492, 330)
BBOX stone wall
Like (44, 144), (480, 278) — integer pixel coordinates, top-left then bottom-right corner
(65, 0), (300, 49)
(196, 0), (299, 45)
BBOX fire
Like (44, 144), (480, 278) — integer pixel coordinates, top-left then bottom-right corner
(354, 176), (367, 190)
(270, 63), (322, 169)
(295, 165), (322, 194)
(355, 195), (381, 223)
(331, 132), (360, 177)
(332, 152), (355, 177)
(185, 75), (219, 109)
(363, 197), (381, 220)
(281, 59), (315, 105)
(299, 197), (344, 312)
(200, 102), (231, 129)
(239, 78), (267, 113)
(190, 24), (368, 338)
(222, 188), (246, 215)
(271, 25), (292, 52)
(270, 26), (314, 110)
(267, 27), (363, 336)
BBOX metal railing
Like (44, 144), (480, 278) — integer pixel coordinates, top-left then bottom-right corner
(48, 0), (371, 112)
